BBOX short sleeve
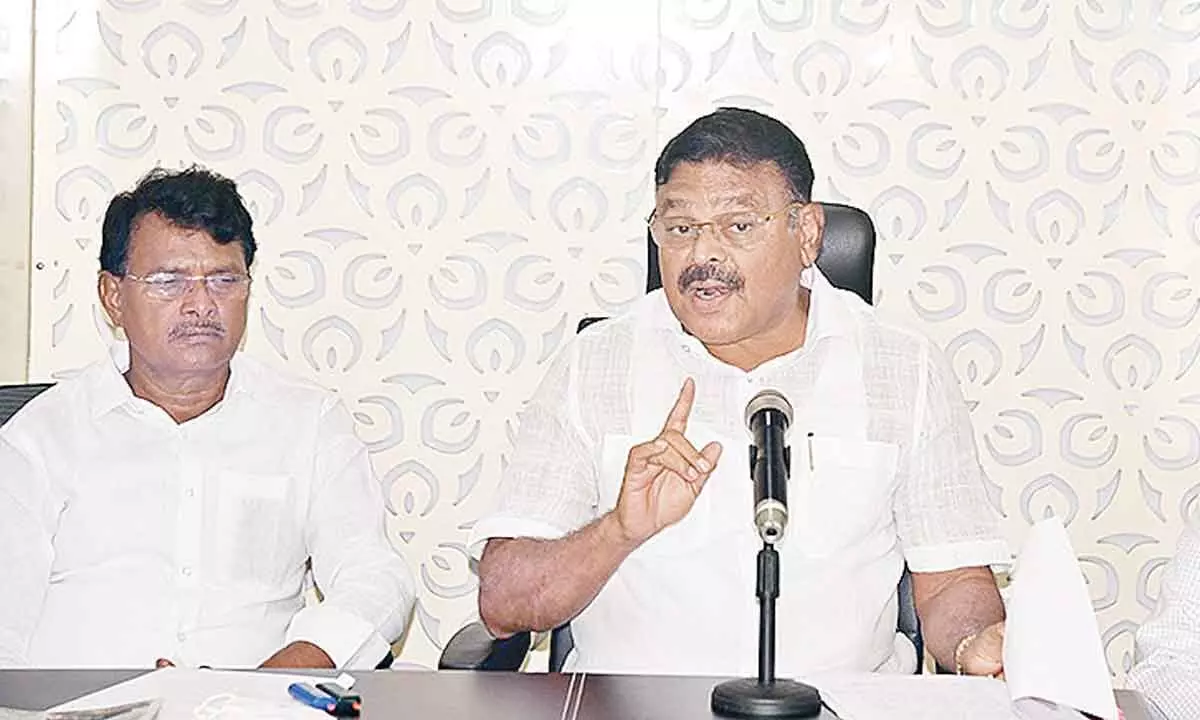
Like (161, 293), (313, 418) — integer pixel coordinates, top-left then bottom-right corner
(893, 339), (1011, 572)
(1127, 518), (1200, 719)
(467, 342), (599, 558)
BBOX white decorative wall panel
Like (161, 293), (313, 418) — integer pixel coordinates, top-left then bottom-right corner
(0, 0), (33, 383)
(26, 1), (1200, 678)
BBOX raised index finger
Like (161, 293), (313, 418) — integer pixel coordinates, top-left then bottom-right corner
(662, 377), (696, 434)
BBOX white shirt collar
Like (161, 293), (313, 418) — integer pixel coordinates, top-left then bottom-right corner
(89, 342), (250, 420)
(799, 263), (858, 347)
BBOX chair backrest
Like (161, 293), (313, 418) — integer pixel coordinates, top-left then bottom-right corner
(564, 203), (923, 672)
(644, 202), (876, 303)
(0, 384), (53, 427)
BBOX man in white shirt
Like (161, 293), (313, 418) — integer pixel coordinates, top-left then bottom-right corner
(1128, 517), (1200, 718)
(472, 108), (1010, 677)
(0, 167), (414, 669)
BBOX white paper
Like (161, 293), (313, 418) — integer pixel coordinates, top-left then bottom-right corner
(1003, 517), (1119, 720)
(49, 668), (333, 720)
(48, 701), (163, 720)
(815, 674), (1019, 720)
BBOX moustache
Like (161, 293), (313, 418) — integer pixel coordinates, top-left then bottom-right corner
(169, 321), (225, 340)
(677, 263), (745, 293)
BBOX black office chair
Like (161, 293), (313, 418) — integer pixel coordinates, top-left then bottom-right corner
(441, 203), (924, 673)
(0, 383), (54, 427)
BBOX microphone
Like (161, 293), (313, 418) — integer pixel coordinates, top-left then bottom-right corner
(713, 389), (820, 718)
(745, 389), (793, 545)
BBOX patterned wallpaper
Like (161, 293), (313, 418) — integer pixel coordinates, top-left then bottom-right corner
(0, 1), (32, 383)
(21, 0), (1200, 678)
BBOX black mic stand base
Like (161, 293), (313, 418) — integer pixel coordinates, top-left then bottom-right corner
(712, 541), (822, 718)
(711, 677), (822, 718)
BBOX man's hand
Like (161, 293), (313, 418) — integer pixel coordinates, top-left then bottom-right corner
(477, 381), (719, 637)
(957, 621), (1005, 678)
(613, 378), (722, 546)
(259, 641), (335, 669)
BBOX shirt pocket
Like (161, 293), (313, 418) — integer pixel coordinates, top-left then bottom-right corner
(214, 472), (296, 585)
(796, 437), (900, 558)
(597, 428), (716, 558)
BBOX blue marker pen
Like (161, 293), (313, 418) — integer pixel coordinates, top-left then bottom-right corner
(288, 682), (336, 714)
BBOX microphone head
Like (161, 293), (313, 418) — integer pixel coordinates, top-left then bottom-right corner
(744, 389), (793, 431)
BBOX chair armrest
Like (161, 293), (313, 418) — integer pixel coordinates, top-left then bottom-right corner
(438, 621), (531, 671)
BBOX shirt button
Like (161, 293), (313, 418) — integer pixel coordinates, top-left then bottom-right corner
(184, 488), (195, 498)
(181, 566), (192, 577)
(177, 631), (187, 642)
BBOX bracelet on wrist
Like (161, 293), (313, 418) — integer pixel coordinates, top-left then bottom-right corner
(954, 631), (979, 675)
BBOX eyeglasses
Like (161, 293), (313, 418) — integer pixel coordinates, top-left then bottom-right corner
(647, 201), (803, 250)
(123, 272), (251, 300)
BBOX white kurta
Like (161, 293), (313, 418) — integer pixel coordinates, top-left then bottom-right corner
(0, 345), (414, 669)
(472, 266), (1010, 676)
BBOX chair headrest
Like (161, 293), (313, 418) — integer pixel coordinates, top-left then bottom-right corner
(645, 202), (876, 306)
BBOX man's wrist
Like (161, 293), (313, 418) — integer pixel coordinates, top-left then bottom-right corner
(600, 511), (645, 552)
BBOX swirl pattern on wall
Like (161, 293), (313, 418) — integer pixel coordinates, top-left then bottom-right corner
(22, 0), (1200, 677)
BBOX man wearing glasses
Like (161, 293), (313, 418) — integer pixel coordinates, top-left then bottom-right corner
(472, 108), (1010, 677)
(0, 167), (414, 669)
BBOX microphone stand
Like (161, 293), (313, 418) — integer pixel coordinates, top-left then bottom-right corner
(711, 540), (822, 718)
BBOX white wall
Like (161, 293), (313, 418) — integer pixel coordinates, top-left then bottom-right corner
(14, 0), (1200, 676)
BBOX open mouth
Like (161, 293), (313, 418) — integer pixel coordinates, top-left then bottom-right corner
(689, 283), (732, 302)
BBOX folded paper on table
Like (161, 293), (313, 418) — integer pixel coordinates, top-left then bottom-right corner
(3, 698), (162, 720)
(814, 674), (1020, 720)
(49, 668), (332, 720)
(47, 700), (163, 720)
(1003, 517), (1119, 720)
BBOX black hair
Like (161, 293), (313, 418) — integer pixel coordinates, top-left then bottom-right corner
(654, 107), (815, 201)
(100, 165), (256, 274)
